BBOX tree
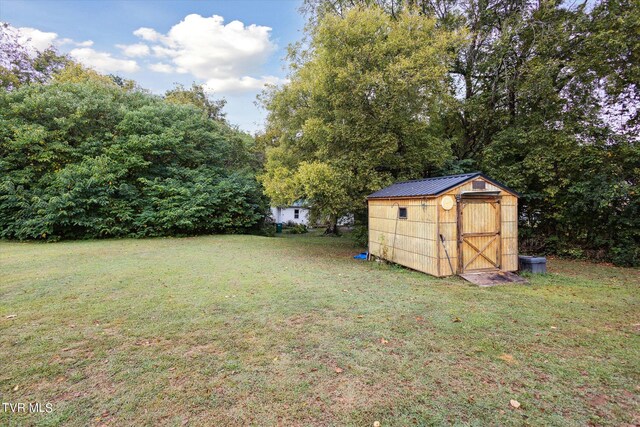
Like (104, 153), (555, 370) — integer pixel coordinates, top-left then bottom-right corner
(165, 83), (227, 122)
(52, 61), (116, 85)
(108, 74), (141, 92)
(260, 7), (463, 232)
(0, 23), (67, 89)
(299, 0), (639, 265)
(0, 81), (267, 240)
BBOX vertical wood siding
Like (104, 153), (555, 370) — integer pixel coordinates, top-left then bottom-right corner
(368, 176), (518, 277)
(368, 198), (438, 275)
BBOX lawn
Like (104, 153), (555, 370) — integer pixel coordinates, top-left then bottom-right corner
(1, 233), (638, 426)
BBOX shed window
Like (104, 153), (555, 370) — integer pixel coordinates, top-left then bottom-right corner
(294, 209), (300, 219)
(472, 180), (486, 190)
(398, 207), (408, 219)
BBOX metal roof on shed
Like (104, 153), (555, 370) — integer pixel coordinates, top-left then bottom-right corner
(367, 172), (518, 198)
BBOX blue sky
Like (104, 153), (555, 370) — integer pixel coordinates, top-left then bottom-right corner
(0, 0), (306, 133)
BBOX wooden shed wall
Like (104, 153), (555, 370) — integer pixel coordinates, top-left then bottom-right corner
(368, 176), (518, 277)
(437, 178), (518, 275)
(368, 198), (438, 275)
(500, 195), (518, 272)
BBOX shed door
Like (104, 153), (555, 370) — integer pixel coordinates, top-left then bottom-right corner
(458, 197), (501, 272)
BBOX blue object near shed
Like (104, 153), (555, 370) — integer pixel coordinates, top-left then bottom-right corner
(518, 256), (547, 274)
(353, 252), (368, 260)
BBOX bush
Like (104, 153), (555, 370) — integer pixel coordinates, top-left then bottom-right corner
(0, 82), (268, 240)
(350, 225), (368, 248)
(286, 223), (308, 234)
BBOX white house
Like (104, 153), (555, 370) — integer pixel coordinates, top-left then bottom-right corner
(270, 201), (310, 225)
(270, 201), (354, 227)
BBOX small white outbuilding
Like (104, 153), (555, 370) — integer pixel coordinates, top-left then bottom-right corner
(271, 202), (310, 225)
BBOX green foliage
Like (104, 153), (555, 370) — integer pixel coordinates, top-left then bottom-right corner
(0, 82), (267, 240)
(286, 223), (308, 234)
(299, 0), (639, 265)
(52, 62), (118, 86)
(165, 83), (227, 122)
(260, 7), (463, 232)
(350, 224), (368, 248)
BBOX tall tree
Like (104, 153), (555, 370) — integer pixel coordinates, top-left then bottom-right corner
(0, 23), (67, 89)
(260, 7), (463, 232)
(0, 81), (267, 240)
(165, 83), (227, 123)
(299, 0), (639, 265)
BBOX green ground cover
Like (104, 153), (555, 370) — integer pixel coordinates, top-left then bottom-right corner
(1, 233), (638, 426)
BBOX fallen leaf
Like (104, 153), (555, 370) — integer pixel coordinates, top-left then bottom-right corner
(379, 338), (389, 344)
(6, 314), (16, 319)
(550, 326), (557, 329)
(357, 315), (364, 319)
(373, 422), (381, 427)
(453, 317), (462, 323)
(335, 367), (343, 373)
(273, 357), (278, 362)
(510, 399), (521, 409)
(12, 385), (19, 391)
(415, 316), (424, 322)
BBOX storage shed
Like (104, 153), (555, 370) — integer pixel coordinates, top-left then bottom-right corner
(367, 172), (519, 277)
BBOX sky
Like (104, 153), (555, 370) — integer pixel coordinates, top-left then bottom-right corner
(0, 0), (306, 133)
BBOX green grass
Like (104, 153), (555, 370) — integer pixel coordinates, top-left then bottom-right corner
(1, 233), (638, 426)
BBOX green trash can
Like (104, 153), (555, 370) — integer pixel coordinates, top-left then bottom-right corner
(276, 223), (283, 233)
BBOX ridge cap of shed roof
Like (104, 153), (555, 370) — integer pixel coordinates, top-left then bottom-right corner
(393, 172), (481, 185)
(367, 172), (519, 198)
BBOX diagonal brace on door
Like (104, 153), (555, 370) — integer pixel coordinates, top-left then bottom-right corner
(463, 235), (499, 270)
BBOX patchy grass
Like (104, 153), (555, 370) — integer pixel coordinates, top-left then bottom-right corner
(1, 233), (638, 426)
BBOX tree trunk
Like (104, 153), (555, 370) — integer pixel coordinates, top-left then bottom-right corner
(324, 214), (339, 235)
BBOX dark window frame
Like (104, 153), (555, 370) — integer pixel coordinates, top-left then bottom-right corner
(472, 180), (486, 190)
(294, 209), (299, 219)
(398, 207), (408, 219)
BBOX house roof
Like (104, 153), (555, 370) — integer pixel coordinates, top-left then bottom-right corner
(273, 200), (310, 208)
(367, 172), (518, 199)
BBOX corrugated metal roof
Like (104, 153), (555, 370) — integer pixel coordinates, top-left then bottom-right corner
(368, 172), (484, 198)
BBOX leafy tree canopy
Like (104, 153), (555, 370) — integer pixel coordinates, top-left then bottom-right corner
(292, 0), (639, 265)
(0, 23), (68, 89)
(260, 7), (464, 231)
(0, 80), (267, 240)
(165, 83), (227, 123)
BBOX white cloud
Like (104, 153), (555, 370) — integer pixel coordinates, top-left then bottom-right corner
(148, 62), (174, 73)
(17, 27), (58, 52)
(69, 48), (139, 73)
(134, 14), (282, 93)
(76, 40), (94, 47)
(16, 27), (93, 52)
(6, 25), (136, 74)
(57, 37), (73, 46)
(116, 43), (150, 57)
(152, 45), (178, 58)
(133, 27), (164, 42)
(204, 75), (287, 94)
